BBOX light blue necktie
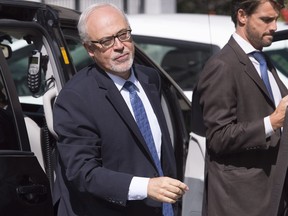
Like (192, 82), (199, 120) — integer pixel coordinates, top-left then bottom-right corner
(124, 81), (173, 216)
(252, 51), (275, 103)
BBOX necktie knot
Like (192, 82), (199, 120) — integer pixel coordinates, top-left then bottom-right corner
(252, 51), (266, 65)
(123, 81), (137, 93)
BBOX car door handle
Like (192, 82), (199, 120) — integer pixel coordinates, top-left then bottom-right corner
(17, 184), (48, 195)
(16, 184), (48, 203)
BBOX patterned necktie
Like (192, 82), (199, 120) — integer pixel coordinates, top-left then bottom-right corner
(252, 51), (274, 103)
(123, 81), (173, 216)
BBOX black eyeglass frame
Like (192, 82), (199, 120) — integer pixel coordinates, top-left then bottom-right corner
(90, 29), (132, 48)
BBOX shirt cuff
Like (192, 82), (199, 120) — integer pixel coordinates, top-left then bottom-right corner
(264, 116), (274, 138)
(128, 177), (149, 200)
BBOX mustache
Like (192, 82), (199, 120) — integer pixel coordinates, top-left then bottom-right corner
(112, 51), (130, 60)
(264, 31), (275, 36)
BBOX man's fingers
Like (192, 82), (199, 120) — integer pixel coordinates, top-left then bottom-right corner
(170, 180), (189, 192)
(157, 188), (180, 203)
(147, 177), (189, 203)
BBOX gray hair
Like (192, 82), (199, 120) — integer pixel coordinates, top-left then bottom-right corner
(78, 3), (130, 45)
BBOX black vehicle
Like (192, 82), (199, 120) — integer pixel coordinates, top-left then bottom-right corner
(0, 1), (191, 215)
(0, 45), (53, 215)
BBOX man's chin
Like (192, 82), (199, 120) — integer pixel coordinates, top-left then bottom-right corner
(110, 62), (133, 74)
(263, 37), (273, 47)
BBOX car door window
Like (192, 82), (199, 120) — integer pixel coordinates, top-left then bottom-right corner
(0, 30), (49, 105)
(62, 28), (94, 71)
(133, 36), (217, 91)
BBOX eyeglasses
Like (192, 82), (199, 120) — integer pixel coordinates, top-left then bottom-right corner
(91, 29), (132, 49)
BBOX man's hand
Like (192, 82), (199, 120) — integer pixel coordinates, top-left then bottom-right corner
(147, 177), (189, 203)
(270, 95), (288, 130)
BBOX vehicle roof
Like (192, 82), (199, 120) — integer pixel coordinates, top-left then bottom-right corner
(128, 14), (235, 48)
(0, 1), (79, 26)
(128, 13), (288, 49)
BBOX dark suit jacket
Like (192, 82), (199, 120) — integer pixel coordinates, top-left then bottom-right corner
(52, 63), (177, 216)
(193, 37), (288, 216)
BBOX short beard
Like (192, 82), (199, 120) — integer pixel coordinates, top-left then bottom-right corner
(110, 55), (134, 73)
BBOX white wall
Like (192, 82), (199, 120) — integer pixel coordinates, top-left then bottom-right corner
(79, 0), (123, 11)
(145, 0), (176, 14)
(26, 0), (176, 13)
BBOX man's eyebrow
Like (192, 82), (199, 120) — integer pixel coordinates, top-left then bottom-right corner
(260, 15), (279, 21)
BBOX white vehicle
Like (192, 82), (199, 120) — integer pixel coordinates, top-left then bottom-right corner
(128, 14), (288, 216)
(128, 14), (235, 101)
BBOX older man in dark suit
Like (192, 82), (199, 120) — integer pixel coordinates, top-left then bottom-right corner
(192, 0), (288, 215)
(52, 3), (188, 216)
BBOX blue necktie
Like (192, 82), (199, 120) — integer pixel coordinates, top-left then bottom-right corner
(252, 52), (274, 103)
(123, 81), (173, 216)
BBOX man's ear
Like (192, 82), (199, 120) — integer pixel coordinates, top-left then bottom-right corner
(238, 9), (247, 25)
(84, 43), (95, 57)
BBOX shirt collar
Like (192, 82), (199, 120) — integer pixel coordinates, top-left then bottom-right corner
(232, 32), (259, 55)
(106, 68), (140, 92)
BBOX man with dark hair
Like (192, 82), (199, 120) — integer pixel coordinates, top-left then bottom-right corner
(192, 0), (288, 215)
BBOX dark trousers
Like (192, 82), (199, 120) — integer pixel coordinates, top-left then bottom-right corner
(278, 170), (288, 216)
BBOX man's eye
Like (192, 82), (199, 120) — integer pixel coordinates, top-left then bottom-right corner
(118, 33), (127, 38)
(261, 17), (275, 23)
(101, 38), (113, 45)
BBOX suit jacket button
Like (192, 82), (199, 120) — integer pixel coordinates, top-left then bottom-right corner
(154, 173), (159, 177)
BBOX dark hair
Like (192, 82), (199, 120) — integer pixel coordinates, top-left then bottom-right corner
(231, 0), (285, 26)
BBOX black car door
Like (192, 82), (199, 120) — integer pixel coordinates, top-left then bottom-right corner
(0, 46), (53, 216)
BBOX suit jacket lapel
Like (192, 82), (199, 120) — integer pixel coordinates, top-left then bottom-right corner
(136, 69), (173, 168)
(135, 68), (161, 126)
(228, 37), (276, 106)
(134, 67), (168, 168)
(137, 71), (167, 148)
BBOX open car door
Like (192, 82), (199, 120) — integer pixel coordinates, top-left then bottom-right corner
(0, 47), (53, 216)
